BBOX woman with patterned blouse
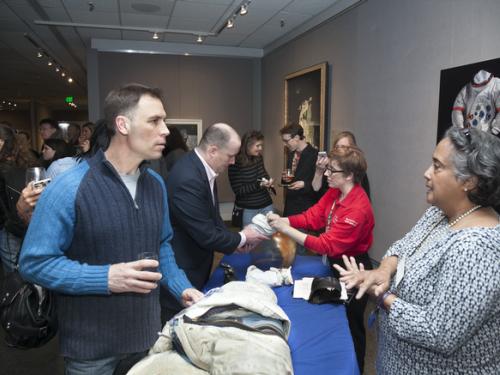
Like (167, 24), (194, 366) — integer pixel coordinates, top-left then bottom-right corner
(336, 127), (500, 374)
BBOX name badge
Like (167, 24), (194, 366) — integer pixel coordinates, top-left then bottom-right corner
(394, 256), (405, 289)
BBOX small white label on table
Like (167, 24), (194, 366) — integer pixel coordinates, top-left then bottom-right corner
(293, 277), (314, 300)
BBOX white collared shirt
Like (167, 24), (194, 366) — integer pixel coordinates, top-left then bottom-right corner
(194, 147), (218, 204)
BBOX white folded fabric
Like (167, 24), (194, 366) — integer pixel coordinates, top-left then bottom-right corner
(246, 265), (293, 287)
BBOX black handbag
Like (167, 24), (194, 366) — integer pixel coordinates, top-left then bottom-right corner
(0, 270), (58, 349)
(231, 205), (243, 228)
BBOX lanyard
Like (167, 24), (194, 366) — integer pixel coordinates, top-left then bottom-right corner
(326, 200), (338, 232)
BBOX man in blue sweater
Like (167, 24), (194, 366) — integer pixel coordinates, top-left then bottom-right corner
(19, 84), (203, 375)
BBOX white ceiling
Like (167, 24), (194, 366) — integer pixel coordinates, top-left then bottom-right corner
(0, 0), (359, 110)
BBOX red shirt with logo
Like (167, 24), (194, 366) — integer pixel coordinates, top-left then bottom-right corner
(288, 184), (374, 258)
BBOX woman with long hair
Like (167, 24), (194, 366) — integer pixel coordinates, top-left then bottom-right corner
(41, 138), (75, 169)
(228, 131), (274, 228)
(313, 130), (371, 199)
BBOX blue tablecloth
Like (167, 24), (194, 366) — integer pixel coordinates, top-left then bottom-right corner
(204, 254), (360, 375)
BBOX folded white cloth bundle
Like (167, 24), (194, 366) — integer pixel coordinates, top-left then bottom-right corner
(250, 213), (276, 236)
(246, 265), (293, 287)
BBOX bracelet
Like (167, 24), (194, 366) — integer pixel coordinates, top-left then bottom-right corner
(377, 291), (395, 311)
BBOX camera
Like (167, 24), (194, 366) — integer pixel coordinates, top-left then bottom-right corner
(32, 178), (51, 190)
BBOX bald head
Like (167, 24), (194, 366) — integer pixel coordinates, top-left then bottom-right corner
(199, 123), (240, 151)
(198, 123), (241, 173)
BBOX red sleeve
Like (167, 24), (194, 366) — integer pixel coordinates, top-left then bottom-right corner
(303, 208), (370, 258)
(288, 190), (336, 231)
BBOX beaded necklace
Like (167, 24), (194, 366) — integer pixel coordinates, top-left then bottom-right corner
(448, 205), (482, 227)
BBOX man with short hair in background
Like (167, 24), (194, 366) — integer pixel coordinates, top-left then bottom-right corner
(20, 83), (203, 375)
(39, 118), (62, 141)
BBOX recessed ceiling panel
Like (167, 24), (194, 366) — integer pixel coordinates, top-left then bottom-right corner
(63, 0), (118, 12)
(121, 0), (174, 16)
(67, 10), (121, 24)
(168, 17), (219, 31)
(121, 13), (169, 28)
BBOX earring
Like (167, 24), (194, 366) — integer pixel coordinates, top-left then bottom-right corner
(464, 188), (468, 192)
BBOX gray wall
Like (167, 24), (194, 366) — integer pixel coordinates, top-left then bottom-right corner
(261, 0), (500, 260)
(94, 52), (257, 201)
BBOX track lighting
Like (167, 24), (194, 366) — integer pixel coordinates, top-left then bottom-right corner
(239, 3), (248, 16)
(47, 61), (53, 66)
(61, 72), (66, 77)
(152, 32), (159, 40)
(227, 17), (234, 28)
(37, 51), (43, 58)
(68, 77), (73, 83)
(196, 35), (203, 43)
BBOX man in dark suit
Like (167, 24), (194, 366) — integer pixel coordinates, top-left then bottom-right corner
(162, 123), (267, 323)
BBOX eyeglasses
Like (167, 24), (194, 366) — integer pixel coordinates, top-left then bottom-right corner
(325, 167), (345, 174)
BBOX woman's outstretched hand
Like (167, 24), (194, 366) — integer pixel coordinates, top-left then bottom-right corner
(333, 255), (392, 299)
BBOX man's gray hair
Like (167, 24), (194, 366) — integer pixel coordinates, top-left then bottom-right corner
(446, 126), (500, 207)
(199, 123), (238, 150)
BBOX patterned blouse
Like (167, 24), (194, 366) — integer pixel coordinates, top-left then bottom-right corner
(377, 206), (500, 374)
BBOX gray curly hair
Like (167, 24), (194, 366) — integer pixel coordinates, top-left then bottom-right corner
(446, 127), (500, 207)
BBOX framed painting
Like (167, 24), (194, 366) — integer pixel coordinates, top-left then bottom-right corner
(165, 118), (202, 150)
(284, 62), (327, 150)
(437, 57), (500, 142)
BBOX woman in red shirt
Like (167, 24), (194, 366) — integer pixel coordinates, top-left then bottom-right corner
(268, 146), (374, 373)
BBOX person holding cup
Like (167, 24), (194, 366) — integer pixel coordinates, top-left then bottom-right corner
(0, 123), (40, 273)
(19, 84), (203, 375)
(279, 123), (320, 216)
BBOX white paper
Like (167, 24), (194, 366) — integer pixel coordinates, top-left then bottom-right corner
(340, 281), (348, 301)
(293, 277), (314, 300)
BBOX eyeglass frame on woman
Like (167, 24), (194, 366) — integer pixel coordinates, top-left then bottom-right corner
(325, 166), (345, 174)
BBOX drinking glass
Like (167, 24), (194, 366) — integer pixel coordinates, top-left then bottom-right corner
(25, 167), (46, 186)
(137, 252), (159, 272)
(281, 169), (294, 186)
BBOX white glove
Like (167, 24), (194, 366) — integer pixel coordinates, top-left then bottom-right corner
(250, 213), (276, 236)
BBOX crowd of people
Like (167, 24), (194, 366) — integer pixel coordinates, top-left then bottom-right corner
(0, 82), (498, 375)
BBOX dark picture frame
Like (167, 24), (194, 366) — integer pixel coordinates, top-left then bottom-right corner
(437, 57), (500, 142)
(284, 62), (327, 150)
(165, 119), (202, 150)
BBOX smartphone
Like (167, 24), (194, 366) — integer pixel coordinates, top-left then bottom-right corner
(32, 178), (52, 189)
(318, 151), (327, 157)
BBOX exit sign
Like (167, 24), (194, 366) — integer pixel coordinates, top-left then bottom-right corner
(65, 96), (74, 103)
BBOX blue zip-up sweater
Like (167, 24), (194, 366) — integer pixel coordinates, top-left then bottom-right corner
(19, 150), (192, 359)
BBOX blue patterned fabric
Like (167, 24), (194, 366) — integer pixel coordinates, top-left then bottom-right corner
(378, 206), (500, 374)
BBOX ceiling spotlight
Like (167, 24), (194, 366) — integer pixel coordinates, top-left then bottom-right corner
(55, 67), (60, 72)
(47, 61), (53, 66)
(196, 35), (203, 43)
(37, 51), (43, 58)
(152, 32), (159, 40)
(68, 77), (73, 83)
(227, 17), (234, 28)
(239, 3), (248, 16)
(61, 72), (66, 77)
